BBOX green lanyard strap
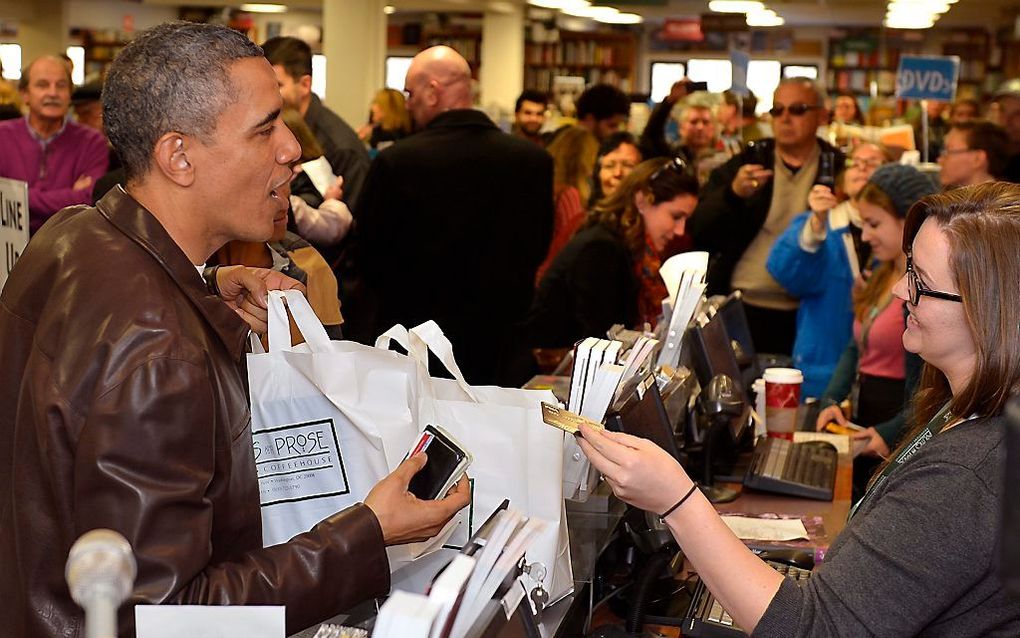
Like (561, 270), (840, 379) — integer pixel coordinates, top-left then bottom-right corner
(848, 401), (955, 521)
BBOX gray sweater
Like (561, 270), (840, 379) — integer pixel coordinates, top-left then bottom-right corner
(754, 414), (1020, 637)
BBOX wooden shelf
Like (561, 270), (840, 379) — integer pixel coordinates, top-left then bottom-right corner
(524, 29), (637, 93)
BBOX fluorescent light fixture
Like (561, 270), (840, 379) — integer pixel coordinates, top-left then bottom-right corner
(746, 13), (785, 26)
(884, 15), (936, 28)
(527, 0), (590, 9)
(240, 3), (288, 13)
(563, 5), (620, 19)
(708, 0), (765, 13)
(599, 12), (644, 24)
(66, 46), (85, 86)
(383, 5), (396, 14)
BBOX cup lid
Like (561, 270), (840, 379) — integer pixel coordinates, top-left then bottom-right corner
(763, 367), (803, 383)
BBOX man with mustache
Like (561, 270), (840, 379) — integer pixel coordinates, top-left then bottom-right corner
(0, 55), (109, 233)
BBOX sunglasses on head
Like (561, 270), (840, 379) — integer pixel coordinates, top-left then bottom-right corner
(650, 156), (691, 183)
(768, 103), (820, 117)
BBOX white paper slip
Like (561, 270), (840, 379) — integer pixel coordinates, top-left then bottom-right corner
(136, 605), (285, 638)
(300, 156), (338, 197)
(793, 431), (851, 455)
(721, 516), (809, 542)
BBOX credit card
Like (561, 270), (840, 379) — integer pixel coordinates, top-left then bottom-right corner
(541, 402), (605, 435)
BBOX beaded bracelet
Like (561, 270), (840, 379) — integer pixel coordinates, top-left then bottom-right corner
(658, 483), (699, 523)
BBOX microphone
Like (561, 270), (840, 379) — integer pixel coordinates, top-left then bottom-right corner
(65, 529), (137, 638)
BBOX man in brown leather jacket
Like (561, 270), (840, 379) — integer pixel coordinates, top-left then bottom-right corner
(0, 22), (469, 638)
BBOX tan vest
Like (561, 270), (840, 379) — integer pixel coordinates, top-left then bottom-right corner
(731, 144), (820, 310)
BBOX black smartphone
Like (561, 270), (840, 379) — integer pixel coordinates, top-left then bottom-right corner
(406, 425), (472, 500)
(746, 138), (774, 167)
(817, 150), (836, 187)
(688, 80), (709, 92)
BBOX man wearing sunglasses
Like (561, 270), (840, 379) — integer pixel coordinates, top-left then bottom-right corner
(689, 77), (843, 356)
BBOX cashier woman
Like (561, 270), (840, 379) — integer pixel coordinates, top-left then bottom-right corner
(578, 182), (1020, 636)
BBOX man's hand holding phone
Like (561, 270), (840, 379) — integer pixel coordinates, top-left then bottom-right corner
(365, 454), (471, 546)
(364, 425), (473, 546)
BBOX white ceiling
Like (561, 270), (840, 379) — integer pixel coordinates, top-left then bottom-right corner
(25, 0), (1020, 30)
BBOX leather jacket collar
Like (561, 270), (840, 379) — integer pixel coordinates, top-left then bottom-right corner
(95, 186), (250, 361)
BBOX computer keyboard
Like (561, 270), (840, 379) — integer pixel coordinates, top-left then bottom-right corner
(682, 560), (812, 637)
(743, 436), (837, 500)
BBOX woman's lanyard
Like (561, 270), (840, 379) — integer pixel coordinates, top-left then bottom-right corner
(848, 401), (958, 521)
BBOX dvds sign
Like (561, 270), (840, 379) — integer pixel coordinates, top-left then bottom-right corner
(895, 55), (959, 102)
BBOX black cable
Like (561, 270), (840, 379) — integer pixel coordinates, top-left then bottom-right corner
(624, 550), (673, 635)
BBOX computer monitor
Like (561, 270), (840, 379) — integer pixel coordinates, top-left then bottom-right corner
(716, 293), (756, 369)
(716, 292), (764, 396)
(685, 312), (744, 395)
(606, 375), (684, 463)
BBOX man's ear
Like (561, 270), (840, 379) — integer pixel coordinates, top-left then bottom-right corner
(298, 74), (312, 97)
(152, 133), (194, 187)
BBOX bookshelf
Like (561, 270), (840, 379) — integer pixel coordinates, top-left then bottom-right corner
(524, 30), (637, 94)
(72, 29), (133, 81)
(423, 30), (482, 77)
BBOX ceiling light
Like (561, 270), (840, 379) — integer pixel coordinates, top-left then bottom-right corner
(599, 12), (644, 24)
(383, 5), (396, 14)
(240, 3), (287, 13)
(562, 5), (620, 19)
(884, 15), (936, 28)
(708, 0), (765, 13)
(527, 0), (591, 9)
(746, 12), (785, 26)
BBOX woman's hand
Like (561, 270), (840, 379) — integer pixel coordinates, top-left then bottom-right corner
(815, 404), (848, 431)
(852, 427), (890, 459)
(807, 185), (838, 233)
(576, 423), (693, 515)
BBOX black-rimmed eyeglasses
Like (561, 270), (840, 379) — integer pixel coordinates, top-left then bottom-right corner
(906, 255), (963, 306)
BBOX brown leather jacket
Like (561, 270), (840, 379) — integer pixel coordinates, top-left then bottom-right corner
(0, 187), (390, 637)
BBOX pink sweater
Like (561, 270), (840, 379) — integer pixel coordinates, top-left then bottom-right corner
(0, 117), (109, 233)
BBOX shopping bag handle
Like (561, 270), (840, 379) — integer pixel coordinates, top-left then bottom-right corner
(267, 289), (332, 352)
(374, 324), (430, 363)
(249, 332), (266, 354)
(409, 321), (480, 402)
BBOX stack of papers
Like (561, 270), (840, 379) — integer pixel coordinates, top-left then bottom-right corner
(656, 252), (708, 369)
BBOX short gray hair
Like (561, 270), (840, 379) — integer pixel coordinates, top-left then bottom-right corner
(103, 21), (263, 181)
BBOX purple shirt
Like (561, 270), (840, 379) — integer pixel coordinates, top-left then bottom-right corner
(0, 117), (109, 233)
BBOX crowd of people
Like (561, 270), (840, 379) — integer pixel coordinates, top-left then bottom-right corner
(2, 19), (1020, 637)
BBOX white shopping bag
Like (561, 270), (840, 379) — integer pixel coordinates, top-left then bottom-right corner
(247, 291), (426, 563)
(381, 321), (574, 603)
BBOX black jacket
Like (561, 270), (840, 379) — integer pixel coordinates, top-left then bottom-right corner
(352, 109), (553, 386)
(689, 138), (844, 296)
(304, 94), (371, 212)
(525, 223), (638, 349)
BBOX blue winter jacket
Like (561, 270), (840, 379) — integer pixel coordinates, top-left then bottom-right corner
(766, 208), (856, 399)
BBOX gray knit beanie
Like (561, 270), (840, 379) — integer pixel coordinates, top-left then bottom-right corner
(864, 164), (939, 218)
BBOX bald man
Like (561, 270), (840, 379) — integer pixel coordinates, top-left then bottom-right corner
(0, 55), (108, 233)
(349, 46), (553, 386)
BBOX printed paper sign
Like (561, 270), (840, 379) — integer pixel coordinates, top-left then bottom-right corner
(730, 49), (750, 97)
(895, 55), (960, 102)
(136, 605), (284, 638)
(253, 418), (349, 506)
(0, 177), (29, 292)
